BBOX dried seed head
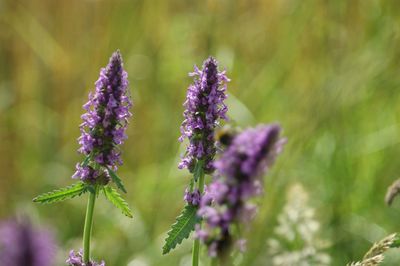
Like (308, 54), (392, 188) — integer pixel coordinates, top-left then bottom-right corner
(385, 179), (400, 205)
(363, 233), (397, 260)
(347, 233), (397, 266)
(347, 254), (384, 266)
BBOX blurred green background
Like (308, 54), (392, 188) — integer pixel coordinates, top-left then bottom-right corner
(2, 0), (400, 265)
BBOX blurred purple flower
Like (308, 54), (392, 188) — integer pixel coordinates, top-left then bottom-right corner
(67, 250), (105, 266)
(0, 219), (56, 266)
(178, 56), (229, 176)
(196, 124), (285, 257)
(73, 50), (132, 183)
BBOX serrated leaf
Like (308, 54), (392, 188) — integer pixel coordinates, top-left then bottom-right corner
(162, 204), (201, 255)
(33, 182), (87, 204)
(103, 186), (133, 218)
(106, 167), (127, 193)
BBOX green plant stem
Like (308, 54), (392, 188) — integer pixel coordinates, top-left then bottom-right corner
(192, 238), (201, 266)
(83, 190), (96, 263)
(192, 169), (205, 266)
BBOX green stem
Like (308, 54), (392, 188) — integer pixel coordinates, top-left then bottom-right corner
(192, 238), (200, 266)
(198, 168), (205, 194)
(83, 190), (96, 263)
(192, 169), (205, 266)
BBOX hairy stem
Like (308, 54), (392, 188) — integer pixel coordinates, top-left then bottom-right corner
(192, 167), (205, 266)
(83, 190), (96, 263)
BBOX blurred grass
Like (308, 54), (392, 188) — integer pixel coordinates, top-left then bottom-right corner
(2, 0), (400, 265)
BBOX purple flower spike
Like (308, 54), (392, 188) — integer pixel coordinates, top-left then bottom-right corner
(178, 57), (229, 174)
(73, 50), (132, 183)
(196, 124), (285, 257)
(67, 250), (105, 266)
(0, 219), (56, 266)
(215, 124), (284, 181)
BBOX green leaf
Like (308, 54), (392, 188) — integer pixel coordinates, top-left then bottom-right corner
(162, 204), (201, 255)
(81, 155), (91, 167)
(33, 182), (87, 204)
(105, 167), (127, 193)
(189, 178), (195, 191)
(103, 186), (133, 218)
(193, 160), (204, 182)
(86, 185), (96, 194)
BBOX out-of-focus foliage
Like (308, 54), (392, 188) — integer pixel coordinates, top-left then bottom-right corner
(266, 183), (331, 266)
(2, 0), (400, 265)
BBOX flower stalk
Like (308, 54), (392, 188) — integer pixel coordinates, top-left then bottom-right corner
(192, 166), (205, 266)
(34, 50), (133, 266)
(83, 190), (97, 263)
(162, 57), (229, 261)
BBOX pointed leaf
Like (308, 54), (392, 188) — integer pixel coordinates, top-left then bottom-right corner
(103, 186), (133, 218)
(162, 204), (201, 255)
(193, 160), (204, 182)
(105, 167), (127, 193)
(33, 182), (87, 204)
(81, 155), (91, 167)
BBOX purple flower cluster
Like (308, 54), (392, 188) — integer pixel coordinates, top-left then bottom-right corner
(196, 124), (285, 257)
(0, 219), (56, 266)
(178, 57), (229, 174)
(67, 250), (105, 266)
(184, 188), (201, 206)
(72, 51), (132, 183)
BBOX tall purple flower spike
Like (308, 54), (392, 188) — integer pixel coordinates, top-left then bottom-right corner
(196, 124), (285, 257)
(72, 50), (132, 183)
(67, 250), (105, 266)
(0, 219), (56, 266)
(178, 57), (229, 175)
